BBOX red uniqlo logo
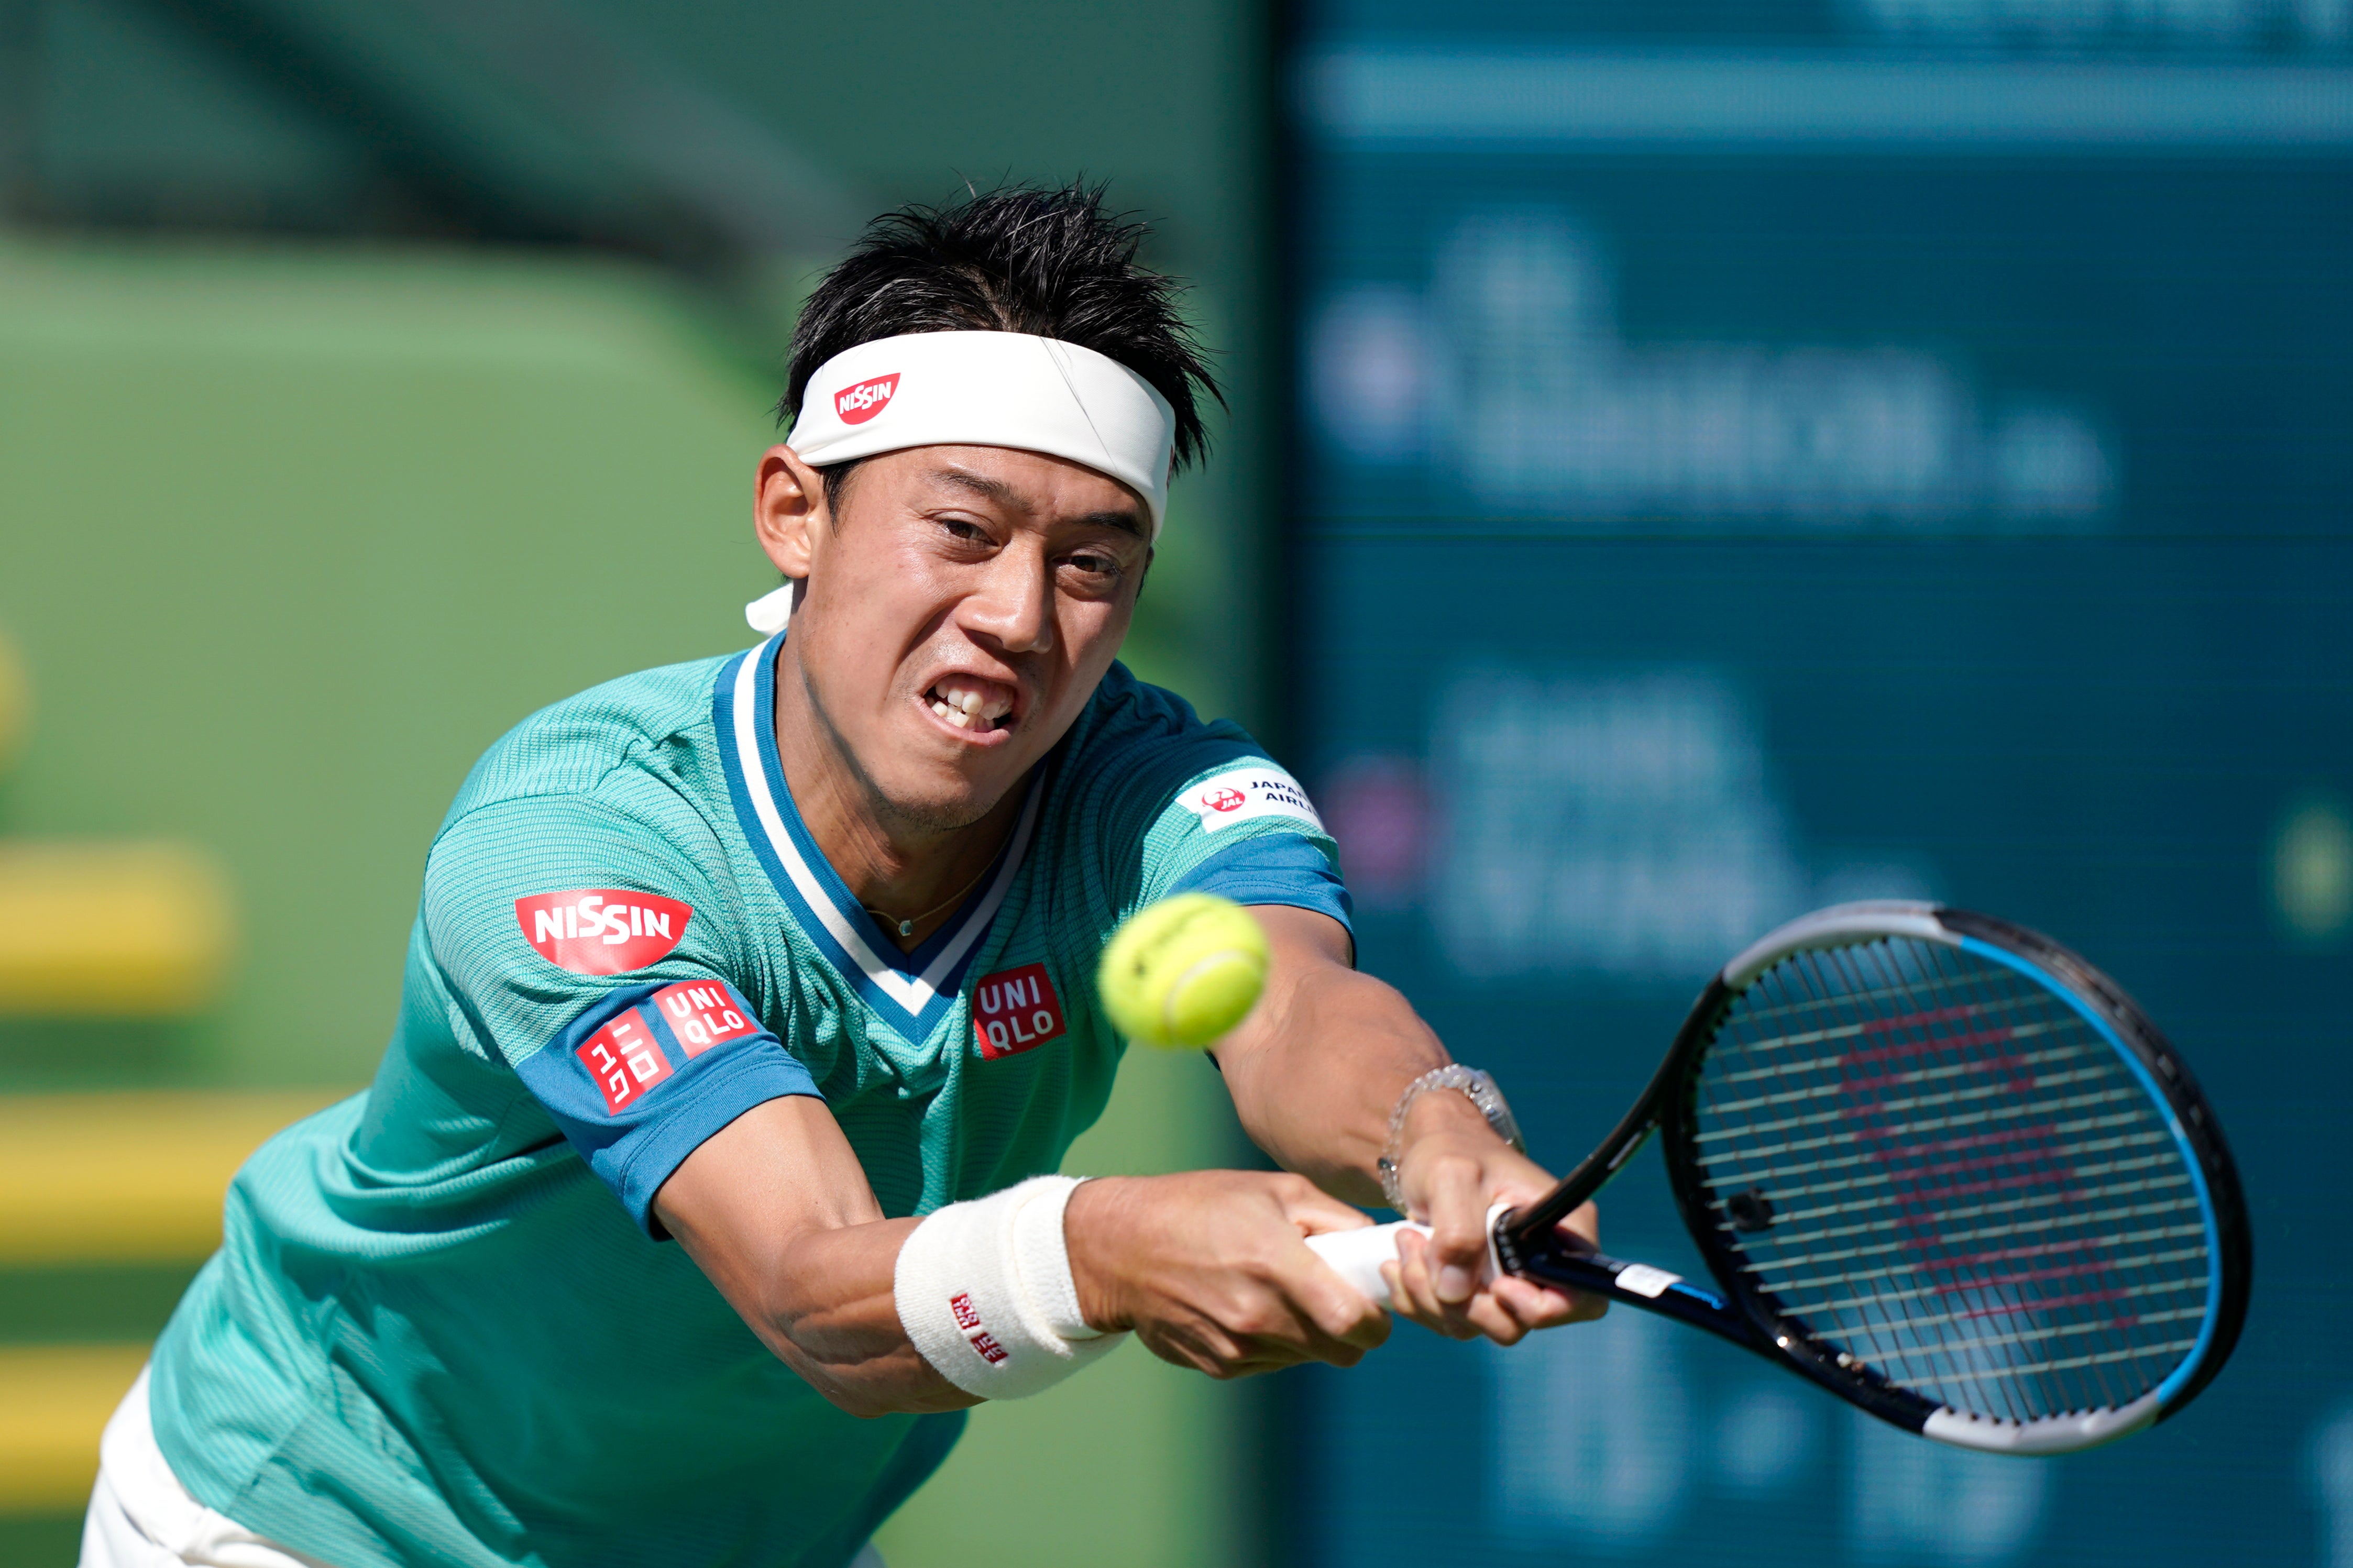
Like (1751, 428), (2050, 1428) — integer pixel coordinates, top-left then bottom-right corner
(972, 963), (1067, 1061)
(835, 374), (899, 425)
(651, 981), (755, 1058)
(1201, 787), (1246, 813)
(516, 890), (692, 975)
(950, 1293), (982, 1331)
(971, 1332), (1008, 1365)
(576, 1010), (672, 1114)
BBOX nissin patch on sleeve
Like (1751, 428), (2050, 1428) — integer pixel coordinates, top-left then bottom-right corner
(515, 889), (692, 974)
(1178, 765), (1326, 835)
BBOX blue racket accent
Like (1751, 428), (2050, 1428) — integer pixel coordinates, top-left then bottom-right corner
(1953, 935), (2223, 1414)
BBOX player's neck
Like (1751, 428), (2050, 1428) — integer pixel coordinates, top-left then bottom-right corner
(770, 644), (1024, 953)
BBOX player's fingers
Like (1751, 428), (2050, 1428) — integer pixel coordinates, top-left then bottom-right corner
(1273, 1175), (1379, 1238)
(1415, 1151), (1491, 1305)
(1390, 1229), (1480, 1340)
(1460, 1290), (1531, 1345)
(1284, 1258), (1393, 1352)
(1491, 1274), (1598, 1330)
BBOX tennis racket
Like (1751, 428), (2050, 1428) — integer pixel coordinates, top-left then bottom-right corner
(1305, 901), (2250, 1455)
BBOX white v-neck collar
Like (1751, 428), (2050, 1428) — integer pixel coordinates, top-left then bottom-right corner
(716, 634), (1038, 1038)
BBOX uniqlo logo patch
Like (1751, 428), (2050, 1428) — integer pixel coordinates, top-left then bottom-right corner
(651, 981), (756, 1058)
(972, 963), (1066, 1061)
(516, 890), (692, 975)
(835, 374), (899, 425)
(576, 1009), (673, 1115)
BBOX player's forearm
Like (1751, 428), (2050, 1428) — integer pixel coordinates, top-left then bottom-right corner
(1218, 912), (1459, 1206)
(654, 1098), (980, 1418)
(722, 1219), (983, 1419)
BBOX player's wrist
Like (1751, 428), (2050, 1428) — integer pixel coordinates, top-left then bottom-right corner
(892, 1175), (1127, 1401)
(1062, 1176), (1141, 1335)
(1378, 1065), (1525, 1211)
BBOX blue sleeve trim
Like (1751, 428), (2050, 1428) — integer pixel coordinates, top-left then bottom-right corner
(515, 977), (823, 1236)
(1168, 835), (1354, 933)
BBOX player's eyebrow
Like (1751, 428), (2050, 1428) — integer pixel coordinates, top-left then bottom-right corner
(929, 466), (1148, 539)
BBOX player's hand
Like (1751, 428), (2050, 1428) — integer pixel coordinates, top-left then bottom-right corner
(1065, 1170), (1392, 1379)
(1386, 1092), (1607, 1344)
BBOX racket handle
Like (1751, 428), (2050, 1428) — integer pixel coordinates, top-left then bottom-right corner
(1305, 1220), (1422, 1306)
(1304, 1205), (1511, 1309)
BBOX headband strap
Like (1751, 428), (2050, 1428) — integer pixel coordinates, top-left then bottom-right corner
(750, 330), (1178, 634)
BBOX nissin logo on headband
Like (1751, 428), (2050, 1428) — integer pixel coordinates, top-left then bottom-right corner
(835, 374), (900, 425)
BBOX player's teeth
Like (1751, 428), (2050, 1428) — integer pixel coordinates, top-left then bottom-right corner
(931, 700), (953, 719)
(952, 689), (983, 714)
(946, 708), (972, 728)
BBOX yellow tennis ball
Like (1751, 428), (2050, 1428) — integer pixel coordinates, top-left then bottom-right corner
(1097, 893), (1270, 1049)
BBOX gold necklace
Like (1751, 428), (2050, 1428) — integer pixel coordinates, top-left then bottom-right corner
(862, 857), (996, 938)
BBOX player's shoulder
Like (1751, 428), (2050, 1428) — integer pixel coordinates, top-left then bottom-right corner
(443, 655), (731, 819)
(427, 653), (742, 882)
(1061, 661), (1256, 775)
(1053, 662), (1322, 834)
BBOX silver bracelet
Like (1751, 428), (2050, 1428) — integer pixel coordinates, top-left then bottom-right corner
(1376, 1065), (1525, 1212)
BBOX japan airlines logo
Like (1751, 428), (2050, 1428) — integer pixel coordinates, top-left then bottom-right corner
(1179, 765), (1326, 835)
(835, 374), (900, 425)
(972, 963), (1067, 1061)
(515, 890), (692, 975)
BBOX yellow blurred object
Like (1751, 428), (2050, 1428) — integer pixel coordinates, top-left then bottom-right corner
(0, 842), (237, 1015)
(0, 1343), (146, 1512)
(0, 1089), (347, 1263)
(0, 626), (26, 777)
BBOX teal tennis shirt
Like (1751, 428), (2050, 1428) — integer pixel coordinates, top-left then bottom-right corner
(148, 635), (1348, 1568)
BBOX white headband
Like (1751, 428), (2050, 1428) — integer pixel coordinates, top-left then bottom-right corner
(747, 330), (1178, 634)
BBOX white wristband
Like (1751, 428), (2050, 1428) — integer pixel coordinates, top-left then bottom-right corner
(893, 1175), (1128, 1400)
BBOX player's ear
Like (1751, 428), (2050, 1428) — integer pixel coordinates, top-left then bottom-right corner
(755, 445), (826, 578)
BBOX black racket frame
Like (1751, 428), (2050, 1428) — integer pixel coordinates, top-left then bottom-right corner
(1487, 906), (2252, 1438)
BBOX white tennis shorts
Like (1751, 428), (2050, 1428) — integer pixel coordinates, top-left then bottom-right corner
(80, 1366), (889, 1568)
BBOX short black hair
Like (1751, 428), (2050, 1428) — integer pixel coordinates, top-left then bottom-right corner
(780, 183), (1222, 491)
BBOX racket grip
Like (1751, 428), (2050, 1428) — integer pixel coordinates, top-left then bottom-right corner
(1305, 1221), (1423, 1307)
(1304, 1204), (1512, 1309)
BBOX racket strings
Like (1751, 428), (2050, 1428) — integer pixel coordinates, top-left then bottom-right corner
(1687, 936), (2208, 1426)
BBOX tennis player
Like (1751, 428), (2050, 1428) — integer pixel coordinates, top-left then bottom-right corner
(82, 185), (1599, 1568)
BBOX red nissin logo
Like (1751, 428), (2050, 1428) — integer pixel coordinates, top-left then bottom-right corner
(835, 374), (899, 425)
(972, 962), (1066, 1061)
(516, 890), (692, 975)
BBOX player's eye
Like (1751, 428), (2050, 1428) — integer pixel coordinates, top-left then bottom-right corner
(936, 517), (994, 547)
(1059, 550), (1125, 588)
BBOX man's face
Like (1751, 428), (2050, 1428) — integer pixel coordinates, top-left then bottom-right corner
(762, 443), (1152, 832)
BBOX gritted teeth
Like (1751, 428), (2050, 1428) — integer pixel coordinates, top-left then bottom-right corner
(925, 675), (1017, 732)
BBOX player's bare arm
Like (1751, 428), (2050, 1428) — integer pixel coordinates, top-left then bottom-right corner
(660, 1100), (1389, 1412)
(1210, 906), (1604, 1345)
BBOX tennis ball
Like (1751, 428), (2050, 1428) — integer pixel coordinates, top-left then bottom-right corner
(1097, 893), (1270, 1049)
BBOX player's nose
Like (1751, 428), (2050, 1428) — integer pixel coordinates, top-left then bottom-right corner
(961, 539), (1055, 656)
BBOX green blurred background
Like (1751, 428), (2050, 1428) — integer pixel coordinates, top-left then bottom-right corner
(0, 0), (1276, 1562)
